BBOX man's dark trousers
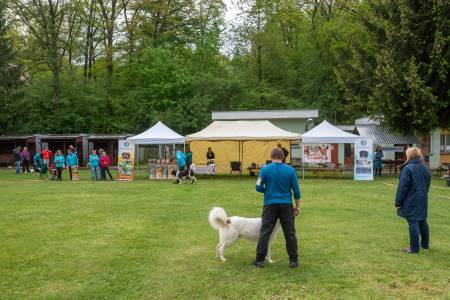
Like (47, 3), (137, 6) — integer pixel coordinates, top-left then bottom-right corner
(407, 219), (429, 252)
(256, 204), (298, 262)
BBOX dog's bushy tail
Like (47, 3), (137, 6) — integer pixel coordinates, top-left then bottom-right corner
(208, 207), (228, 230)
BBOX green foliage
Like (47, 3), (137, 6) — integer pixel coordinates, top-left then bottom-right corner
(0, 0), (22, 133)
(361, 0), (449, 133)
(0, 0), (448, 135)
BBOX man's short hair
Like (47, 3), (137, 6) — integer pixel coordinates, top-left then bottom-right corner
(271, 148), (284, 160)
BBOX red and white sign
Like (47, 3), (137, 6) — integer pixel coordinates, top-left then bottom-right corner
(302, 144), (331, 163)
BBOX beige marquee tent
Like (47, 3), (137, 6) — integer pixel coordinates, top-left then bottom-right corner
(186, 120), (300, 173)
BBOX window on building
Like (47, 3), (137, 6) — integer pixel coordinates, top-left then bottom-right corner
(441, 135), (446, 152)
(421, 134), (431, 155)
(395, 145), (406, 160)
(442, 133), (450, 153)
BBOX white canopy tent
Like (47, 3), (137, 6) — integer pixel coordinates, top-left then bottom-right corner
(127, 121), (185, 145)
(127, 121), (185, 175)
(186, 120), (301, 141)
(301, 120), (367, 180)
(302, 120), (360, 144)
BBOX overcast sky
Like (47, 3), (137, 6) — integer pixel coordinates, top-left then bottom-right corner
(224, 0), (239, 22)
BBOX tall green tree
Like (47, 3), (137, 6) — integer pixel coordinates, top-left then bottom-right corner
(0, 0), (22, 134)
(11, 0), (80, 98)
(360, 0), (449, 133)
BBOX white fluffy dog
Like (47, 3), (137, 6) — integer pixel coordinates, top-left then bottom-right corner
(208, 207), (280, 262)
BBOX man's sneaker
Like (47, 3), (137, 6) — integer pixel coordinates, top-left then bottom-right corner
(251, 260), (265, 268)
(289, 260), (299, 269)
(402, 247), (419, 254)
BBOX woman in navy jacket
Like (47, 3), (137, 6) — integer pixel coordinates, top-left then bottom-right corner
(395, 147), (431, 253)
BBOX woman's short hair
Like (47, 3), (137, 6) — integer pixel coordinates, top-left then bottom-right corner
(405, 147), (423, 161)
(271, 148), (285, 160)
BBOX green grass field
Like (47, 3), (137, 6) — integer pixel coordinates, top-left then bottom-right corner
(1, 169), (449, 299)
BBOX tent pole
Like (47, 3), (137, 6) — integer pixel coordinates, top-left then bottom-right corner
(302, 144), (305, 181)
(241, 141), (243, 178)
(135, 144), (139, 176)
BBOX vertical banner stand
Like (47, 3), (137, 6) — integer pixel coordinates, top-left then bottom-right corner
(117, 140), (135, 181)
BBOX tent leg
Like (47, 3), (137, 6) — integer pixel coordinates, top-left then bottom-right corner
(302, 144), (305, 181)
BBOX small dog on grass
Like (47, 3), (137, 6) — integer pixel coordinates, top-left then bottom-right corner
(208, 207), (280, 262)
(171, 164), (197, 184)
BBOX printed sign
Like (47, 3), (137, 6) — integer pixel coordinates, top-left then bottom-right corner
(302, 144), (332, 163)
(117, 140), (135, 181)
(354, 138), (373, 181)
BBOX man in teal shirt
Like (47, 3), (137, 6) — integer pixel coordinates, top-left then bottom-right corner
(66, 149), (78, 181)
(254, 148), (300, 268)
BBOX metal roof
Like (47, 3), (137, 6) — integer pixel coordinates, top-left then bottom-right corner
(336, 125), (355, 132)
(212, 109), (319, 120)
(356, 125), (419, 145)
(355, 117), (381, 125)
(87, 134), (131, 140)
(36, 134), (87, 139)
(0, 135), (34, 140)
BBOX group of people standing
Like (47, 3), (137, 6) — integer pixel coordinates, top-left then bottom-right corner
(13, 145), (114, 181)
(87, 149), (114, 181)
(13, 146), (31, 174)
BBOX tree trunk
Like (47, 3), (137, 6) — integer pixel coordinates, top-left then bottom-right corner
(84, 0), (95, 79)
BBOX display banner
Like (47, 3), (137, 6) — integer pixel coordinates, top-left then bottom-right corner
(117, 140), (135, 181)
(302, 144), (331, 163)
(354, 138), (373, 181)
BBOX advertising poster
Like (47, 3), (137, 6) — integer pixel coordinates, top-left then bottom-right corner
(354, 138), (373, 181)
(117, 140), (135, 181)
(303, 144), (332, 163)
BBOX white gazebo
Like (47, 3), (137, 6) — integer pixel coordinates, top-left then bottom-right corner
(127, 121), (185, 145)
(302, 120), (361, 144)
(301, 120), (372, 180)
(127, 121), (185, 173)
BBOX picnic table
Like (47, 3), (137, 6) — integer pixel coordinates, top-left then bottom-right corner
(295, 162), (344, 179)
(382, 159), (405, 175)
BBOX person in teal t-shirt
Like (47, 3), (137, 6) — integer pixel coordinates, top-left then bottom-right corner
(253, 148), (300, 269)
(66, 149), (79, 181)
(87, 149), (100, 181)
(176, 150), (186, 171)
(33, 153), (42, 172)
(53, 150), (65, 181)
(185, 148), (193, 169)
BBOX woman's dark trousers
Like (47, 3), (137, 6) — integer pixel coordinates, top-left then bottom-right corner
(101, 167), (113, 180)
(22, 160), (30, 173)
(256, 204), (298, 263)
(407, 219), (429, 252)
(68, 166), (73, 180)
(56, 167), (63, 181)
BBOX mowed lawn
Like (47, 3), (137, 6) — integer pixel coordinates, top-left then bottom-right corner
(0, 170), (449, 299)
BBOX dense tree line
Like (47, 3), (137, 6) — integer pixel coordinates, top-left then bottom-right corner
(0, 0), (448, 135)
